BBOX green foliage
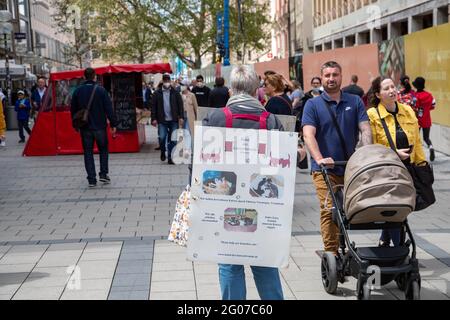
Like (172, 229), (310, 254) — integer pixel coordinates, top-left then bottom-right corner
(53, 0), (270, 68)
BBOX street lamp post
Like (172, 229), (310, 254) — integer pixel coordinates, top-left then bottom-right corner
(4, 33), (10, 104)
(223, 0), (230, 66)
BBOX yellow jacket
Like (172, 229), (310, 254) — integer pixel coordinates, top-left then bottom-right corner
(0, 100), (6, 137)
(367, 103), (426, 165)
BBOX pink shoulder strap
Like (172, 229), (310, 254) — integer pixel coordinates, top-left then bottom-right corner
(259, 111), (270, 130)
(223, 107), (233, 128)
(222, 108), (270, 130)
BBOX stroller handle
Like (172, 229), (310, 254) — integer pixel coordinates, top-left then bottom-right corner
(319, 161), (348, 170)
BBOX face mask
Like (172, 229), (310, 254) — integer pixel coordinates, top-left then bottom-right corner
(312, 88), (321, 95)
(181, 86), (188, 92)
(163, 83), (171, 89)
(197, 82), (204, 88)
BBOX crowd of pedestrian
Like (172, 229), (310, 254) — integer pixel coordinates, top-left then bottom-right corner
(0, 76), (51, 145)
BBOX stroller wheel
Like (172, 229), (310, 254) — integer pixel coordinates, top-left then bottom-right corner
(357, 279), (371, 300)
(405, 280), (421, 300)
(321, 252), (338, 294)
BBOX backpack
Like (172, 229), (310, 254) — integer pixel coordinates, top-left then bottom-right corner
(223, 107), (270, 129)
(344, 144), (416, 224)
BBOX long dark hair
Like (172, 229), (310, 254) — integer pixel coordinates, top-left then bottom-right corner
(400, 76), (412, 93)
(368, 76), (391, 108)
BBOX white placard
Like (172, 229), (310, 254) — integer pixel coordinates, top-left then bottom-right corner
(187, 125), (298, 268)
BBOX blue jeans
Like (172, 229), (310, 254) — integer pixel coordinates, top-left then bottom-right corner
(80, 128), (109, 184)
(380, 228), (401, 247)
(158, 121), (178, 159)
(218, 264), (284, 300)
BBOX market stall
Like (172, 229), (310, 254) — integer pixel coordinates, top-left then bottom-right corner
(23, 63), (172, 156)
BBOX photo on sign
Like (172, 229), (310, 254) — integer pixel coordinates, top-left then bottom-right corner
(224, 208), (258, 233)
(249, 174), (284, 199)
(202, 171), (237, 196)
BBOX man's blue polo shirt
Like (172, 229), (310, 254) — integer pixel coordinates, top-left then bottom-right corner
(301, 91), (369, 176)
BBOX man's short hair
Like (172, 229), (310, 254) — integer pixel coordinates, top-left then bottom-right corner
(321, 61), (342, 74)
(351, 75), (359, 83)
(84, 68), (96, 80)
(196, 75), (204, 81)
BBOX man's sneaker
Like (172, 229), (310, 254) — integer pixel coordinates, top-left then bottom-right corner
(168, 159), (175, 165)
(430, 148), (435, 162)
(155, 146), (161, 151)
(160, 153), (166, 162)
(99, 175), (111, 184)
(18, 140), (25, 143)
(88, 182), (97, 188)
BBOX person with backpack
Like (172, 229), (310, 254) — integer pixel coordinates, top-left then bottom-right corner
(302, 61), (373, 256)
(203, 65), (285, 301)
(367, 76), (426, 247)
(412, 77), (436, 162)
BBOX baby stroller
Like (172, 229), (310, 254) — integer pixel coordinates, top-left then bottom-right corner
(320, 145), (421, 300)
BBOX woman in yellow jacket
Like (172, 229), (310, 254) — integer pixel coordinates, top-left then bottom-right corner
(367, 76), (426, 247)
(0, 99), (6, 144)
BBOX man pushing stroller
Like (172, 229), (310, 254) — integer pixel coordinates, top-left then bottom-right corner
(302, 61), (373, 255)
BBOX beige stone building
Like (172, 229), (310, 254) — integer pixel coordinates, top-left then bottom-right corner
(312, 0), (450, 51)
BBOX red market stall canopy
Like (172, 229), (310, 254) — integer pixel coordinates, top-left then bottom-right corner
(24, 63), (172, 157)
(50, 63), (173, 81)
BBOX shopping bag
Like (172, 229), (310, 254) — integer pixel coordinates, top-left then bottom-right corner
(168, 185), (191, 247)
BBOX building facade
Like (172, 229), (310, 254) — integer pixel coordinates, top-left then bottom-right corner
(245, 0), (272, 64)
(289, 0), (313, 57)
(271, 0), (290, 59)
(312, 0), (450, 52)
(30, 0), (77, 74)
(287, 0), (314, 84)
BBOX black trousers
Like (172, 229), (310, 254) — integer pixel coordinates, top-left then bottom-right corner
(80, 128), (109, 184)
(422, 127), (433, 147)
(18, 119), (31, 141)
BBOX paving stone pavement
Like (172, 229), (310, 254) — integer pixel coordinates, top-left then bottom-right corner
(0, 126), (449, 300)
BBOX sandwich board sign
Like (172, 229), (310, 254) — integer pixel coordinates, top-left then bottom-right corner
(187, 125), (298, 268)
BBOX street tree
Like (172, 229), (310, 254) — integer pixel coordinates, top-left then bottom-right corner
(53, 0), (270, 69)
(52, 0), (92, 68)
